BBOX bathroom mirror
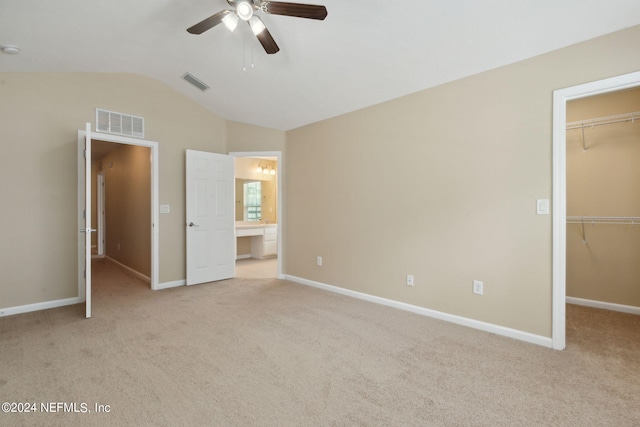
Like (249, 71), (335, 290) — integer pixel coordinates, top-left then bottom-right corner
(235, 179), (277, 222)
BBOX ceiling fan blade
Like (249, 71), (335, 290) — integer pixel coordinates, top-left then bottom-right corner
(252, 23), (280, 54)
(187, 10), (233, 34)
(261, 1), (327, 20)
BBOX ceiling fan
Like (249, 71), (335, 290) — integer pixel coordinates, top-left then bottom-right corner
(187, 0), (327, 55)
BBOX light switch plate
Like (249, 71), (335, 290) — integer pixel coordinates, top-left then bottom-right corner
(473, 280), (483, 295)
(160, 204), (170, 214)
(536, 199), (550, 215)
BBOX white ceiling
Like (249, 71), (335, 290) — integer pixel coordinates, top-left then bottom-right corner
(2, 1), (640, 131)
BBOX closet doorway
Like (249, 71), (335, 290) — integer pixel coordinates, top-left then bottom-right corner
(565, 88), (640, 314)
(552, 71), (640, 350)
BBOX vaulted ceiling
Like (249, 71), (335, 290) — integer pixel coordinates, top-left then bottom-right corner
(2, 1), (640, 130)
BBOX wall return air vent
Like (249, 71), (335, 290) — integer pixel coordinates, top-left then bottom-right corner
(96, 109), (145, 138)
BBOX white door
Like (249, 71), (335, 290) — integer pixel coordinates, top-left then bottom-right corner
(78, 123), (94, 318)
(97, 171), (105, 256)
(186, 150), (235, 285)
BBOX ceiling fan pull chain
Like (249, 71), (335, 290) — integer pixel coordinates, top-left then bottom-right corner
(243, 33), (247, 71)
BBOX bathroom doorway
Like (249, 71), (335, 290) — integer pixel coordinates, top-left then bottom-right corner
(230, 151), (283, 279)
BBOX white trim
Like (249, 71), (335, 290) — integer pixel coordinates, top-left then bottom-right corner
(106, 256), (150, 283)
(285, 275), (553, 348)
(567, 297), (640, 315)
(552, 71), (640, 351)
(156, 279), (186, 290)
(0, 297), (81, 318)
(236, 254), (252, 260)
(229, 151), (285, 280)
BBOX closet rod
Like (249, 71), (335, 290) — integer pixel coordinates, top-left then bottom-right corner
(566, 111), (640, 130)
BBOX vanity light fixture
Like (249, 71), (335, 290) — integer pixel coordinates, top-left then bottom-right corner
(256, 163), (276, 175)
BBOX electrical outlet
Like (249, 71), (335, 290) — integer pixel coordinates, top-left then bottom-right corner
(473, 280), (484, 295)
(317, 256), (323, 266)
(406, 274), (414, 286)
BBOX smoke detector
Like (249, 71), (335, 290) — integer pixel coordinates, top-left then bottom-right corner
(1, 45), (21, 55)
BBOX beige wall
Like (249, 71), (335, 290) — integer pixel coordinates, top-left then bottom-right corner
(236, 237), (252, 257)
(226, 121), (285, 153)
(566, 87), (640, 307)
(285, 25), (640, 337)
(100, 144), (152, 277)
(2, 25), (639, 339)
(0, 73), (226, 307)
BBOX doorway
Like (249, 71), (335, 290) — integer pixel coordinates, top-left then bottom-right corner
(77, 129), (160, 317)
(92, 140), (152, 283)
(552, 70), (640, 350)
(230, 151), (283, 279)
(565, 88), (640, 312)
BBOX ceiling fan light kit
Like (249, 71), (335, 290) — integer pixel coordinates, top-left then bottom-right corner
(187, 0), (327, 55)
(222, 13), (239, 31)
(249, 16), (266, 35)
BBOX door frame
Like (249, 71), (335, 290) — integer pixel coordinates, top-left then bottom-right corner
(77, 130), (160, 298)
(230, 151), (284, 279)
(551, 70), (640, 350)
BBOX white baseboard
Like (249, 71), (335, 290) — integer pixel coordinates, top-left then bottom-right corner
(285, 275), (553, 349)
(106, 256), (150, 283)
(155, 279), (186, 290)
(567, 297), (640, 315)
(0, 297), (81, 318)
(236, 254), (252, 260)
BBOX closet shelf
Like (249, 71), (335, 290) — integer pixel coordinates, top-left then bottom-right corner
(567, 216), (640, 244)
(567, 216), (640, 225)
(567, 111), (640, 150)
(566, 111), (640, 130)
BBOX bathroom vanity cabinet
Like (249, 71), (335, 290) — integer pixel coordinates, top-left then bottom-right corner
(235, 224), (278, 259)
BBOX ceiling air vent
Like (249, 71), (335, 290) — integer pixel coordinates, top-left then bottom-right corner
(182, 72), (210, 92)
(96, 109), (144, 138)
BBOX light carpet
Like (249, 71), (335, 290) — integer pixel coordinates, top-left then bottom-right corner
(0, 258), (639, 426)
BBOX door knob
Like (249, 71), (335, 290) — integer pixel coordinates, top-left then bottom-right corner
(188, 222), (199, 227)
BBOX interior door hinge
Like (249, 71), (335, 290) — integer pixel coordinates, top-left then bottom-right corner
(83, 210), (86, 219)
(83, 150), (87, 159)
(83, 270), (86, 278)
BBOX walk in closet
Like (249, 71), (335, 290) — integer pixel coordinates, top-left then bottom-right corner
(566, 87), (640, 311)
